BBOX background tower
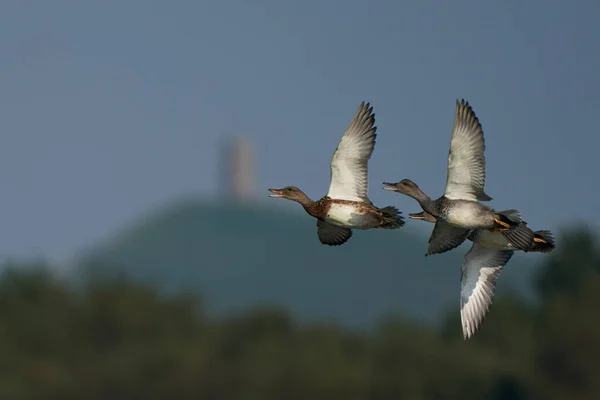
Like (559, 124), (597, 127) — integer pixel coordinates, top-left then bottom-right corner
(220, 137), (255, 202)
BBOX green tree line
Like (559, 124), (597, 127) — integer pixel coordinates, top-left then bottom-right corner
(0, 226), (597, 399)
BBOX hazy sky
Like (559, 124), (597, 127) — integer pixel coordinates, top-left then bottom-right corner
(0, 0), (598, 262)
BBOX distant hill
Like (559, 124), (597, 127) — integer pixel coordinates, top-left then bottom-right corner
(82, 198), (540, 328)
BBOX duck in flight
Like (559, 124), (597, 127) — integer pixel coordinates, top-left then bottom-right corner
(383, 99), (534, 256)
(409, 211), (554, 339)
(269, 102), (404, 246)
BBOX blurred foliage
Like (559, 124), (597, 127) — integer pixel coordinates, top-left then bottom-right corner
(0, 227), (598, 399)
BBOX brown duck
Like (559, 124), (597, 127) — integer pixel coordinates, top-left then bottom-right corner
(269, 102), (404, 246)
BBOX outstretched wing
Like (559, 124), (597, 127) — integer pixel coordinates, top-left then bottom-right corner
(326, 102), (377, 203)
(460, 243), (513, 339)
(444, 99), (492, 202)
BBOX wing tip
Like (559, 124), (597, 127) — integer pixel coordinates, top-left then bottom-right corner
(454, 98), (483, 135)
(339, 101), (377, 148)
(461, 305), (486, 340)
(358, 100), (374, 116)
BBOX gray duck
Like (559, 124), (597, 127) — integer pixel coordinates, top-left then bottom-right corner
(410, 211), (554, 339)
(383, 99), (534, 255)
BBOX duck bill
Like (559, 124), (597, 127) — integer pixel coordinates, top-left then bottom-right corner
(268, 188), (285, 198)
(409, 212), (426, 220)
(409, 211), (436, 223)
(382, 182), (398, 191)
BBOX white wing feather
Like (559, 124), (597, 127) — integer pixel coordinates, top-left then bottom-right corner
(326, 102), (376, 202)
(460, 243), (513, 339)
(444, 99), (492, 202)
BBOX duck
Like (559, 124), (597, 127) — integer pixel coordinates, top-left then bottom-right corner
(410, 211), (555, 339)
(268, 102), (405, 246)
(382, 99), (534, 255)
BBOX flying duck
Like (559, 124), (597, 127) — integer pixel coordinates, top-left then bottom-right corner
(410, 211), (554, 339)
(383, 99), (534, 255)
(269, 102), (404, 246)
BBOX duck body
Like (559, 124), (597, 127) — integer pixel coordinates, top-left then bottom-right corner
(326, 201), (376, 228)
(468, 228), (514, 249)
(410, 210), (553, 253)
(323, 199), (399, 229)
(424, 196), (495, 229)
(300, 195), (403, 230)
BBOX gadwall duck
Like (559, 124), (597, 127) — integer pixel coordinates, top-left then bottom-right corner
(269, 102), (404, 246)
(410, 211), (554, 339)
(383, 99), (534, 255)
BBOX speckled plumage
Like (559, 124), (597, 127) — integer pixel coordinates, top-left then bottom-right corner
(268, 101), (404, 246)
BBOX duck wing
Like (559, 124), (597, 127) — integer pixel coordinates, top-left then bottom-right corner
(427, 220), (471, 255)
(460, 242), (513, 339)
(444, 99), (492, 202)
(316, 220), (353, 246)
(326, 102), (376, 203)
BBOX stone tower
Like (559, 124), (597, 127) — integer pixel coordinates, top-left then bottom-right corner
(221, 137), (255, 201)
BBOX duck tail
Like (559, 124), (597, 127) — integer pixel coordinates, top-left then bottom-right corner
(493, 209), (522, 226)
(379, 206), (405, 229)
(492, 210), (535, 251)
(498, 221), (535, 252)
(531, 230), (556, 253)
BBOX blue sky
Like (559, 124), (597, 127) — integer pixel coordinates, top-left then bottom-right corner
(0, 0), (598, 262)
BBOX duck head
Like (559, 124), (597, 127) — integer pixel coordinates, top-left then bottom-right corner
(268, 186), (305, 201)
(382, 179), (422, 197)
